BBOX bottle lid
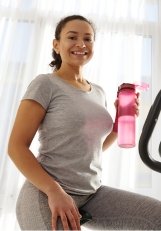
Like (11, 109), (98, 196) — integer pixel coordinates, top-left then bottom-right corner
(118, 83), (135, 91)
(118, 82), (149, 95)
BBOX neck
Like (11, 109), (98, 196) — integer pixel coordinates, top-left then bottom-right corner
(54, 65), (84, 82)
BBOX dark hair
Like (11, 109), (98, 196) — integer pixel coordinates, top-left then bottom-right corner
(49, 15), (96, 70)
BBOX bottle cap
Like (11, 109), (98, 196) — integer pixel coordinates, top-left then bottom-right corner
(118, 82), (149, 93)
(118, 83), (135, 91)
(118, 83), (135, 95)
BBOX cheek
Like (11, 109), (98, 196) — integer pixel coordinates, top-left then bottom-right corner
(89, 43), (94, 52)
(59, 45), (69, 57)
(89, 46), (94, 57)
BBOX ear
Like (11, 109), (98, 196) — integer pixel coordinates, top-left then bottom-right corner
(53, 39), (60, 54)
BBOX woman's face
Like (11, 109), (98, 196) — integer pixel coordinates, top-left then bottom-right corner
(54, 19), (95, 68)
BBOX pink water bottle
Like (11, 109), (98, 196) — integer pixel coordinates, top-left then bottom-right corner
(117, 83), (136, 148)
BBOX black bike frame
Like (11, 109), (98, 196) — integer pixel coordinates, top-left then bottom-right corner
(139, 90), (161, 173)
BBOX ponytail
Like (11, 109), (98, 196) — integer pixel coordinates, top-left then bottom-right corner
(49, 49), (62, 70)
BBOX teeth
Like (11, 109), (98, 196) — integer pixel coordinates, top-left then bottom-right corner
(72, 51), (87, 55)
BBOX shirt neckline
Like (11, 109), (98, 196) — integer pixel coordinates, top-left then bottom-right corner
(52, 74), (93, 94)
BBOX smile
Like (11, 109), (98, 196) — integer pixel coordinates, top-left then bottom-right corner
(71, 51), (88, 55)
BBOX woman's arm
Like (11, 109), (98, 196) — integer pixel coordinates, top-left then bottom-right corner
(8, 100), (59, 194)
(8, 99), (81, 230)
(102, 131), (117, 152)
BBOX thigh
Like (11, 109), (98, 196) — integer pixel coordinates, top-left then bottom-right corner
(16, 180), (91, 230)
(16, 180), (52, 230)
(81, 185), (161, 230)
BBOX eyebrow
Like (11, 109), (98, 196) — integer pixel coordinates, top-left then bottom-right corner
(66, 31), (93, 36)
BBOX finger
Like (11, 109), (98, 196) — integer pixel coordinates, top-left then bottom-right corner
(135, 97), (140, 106)
(51, 214), (57, 231)
(134, 107), (139, 116)
(71, 201), (82, 229)
(60, 213), (70, 231)
(72, 201), (82, 225)
(114, 99), (118, 108)
(67, 210), (79, 230)
(134, 103), (139, 110)
(136, 109), (139, 116)
(73, 203), (82, 218)
(73, 207), (82, 229)
(136, 92), (140, 98)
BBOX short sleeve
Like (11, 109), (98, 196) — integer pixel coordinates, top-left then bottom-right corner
(100, 86), (107, 108)
(22, 75), (53, 110)
(92, 83), (107, 108)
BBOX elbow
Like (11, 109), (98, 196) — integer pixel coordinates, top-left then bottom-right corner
(8, 137), (12, 156)
(8, 137), (23, 158)
(8, 132), (31, 161)
(8, 138), (16, 158)
(8, 136), (30, 158)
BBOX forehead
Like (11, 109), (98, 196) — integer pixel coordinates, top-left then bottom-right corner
(61, 19), (94, 36)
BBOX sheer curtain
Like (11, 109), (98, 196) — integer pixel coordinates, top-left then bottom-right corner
(0, 0), (161, 230)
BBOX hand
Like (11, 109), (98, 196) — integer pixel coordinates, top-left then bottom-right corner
(114, 92), (140, 116)
(47, 187), (81, 230)
(113, 92), (140, 133)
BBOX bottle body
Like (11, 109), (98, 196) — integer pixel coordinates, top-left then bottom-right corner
(117, 84), (136, 148)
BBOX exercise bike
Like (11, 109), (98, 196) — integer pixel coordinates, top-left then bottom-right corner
(139, 90), (161, 173)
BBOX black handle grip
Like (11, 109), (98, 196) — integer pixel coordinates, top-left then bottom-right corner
(139, 90), (161, 173)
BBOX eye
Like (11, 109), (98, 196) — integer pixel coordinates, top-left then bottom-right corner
(68, 36), (77, 40)
(84, 37), (93, 42)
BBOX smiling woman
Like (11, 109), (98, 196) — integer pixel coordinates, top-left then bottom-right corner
(50, 15), (95, 75)
(8, 15), (115, 230)
(1, 1), (161, 231)
(51, 15), (96, 91)
(7, 13), (161, 231)
(53, 19), (94, 81)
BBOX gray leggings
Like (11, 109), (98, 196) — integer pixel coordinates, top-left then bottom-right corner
(16, 180), (161, 230)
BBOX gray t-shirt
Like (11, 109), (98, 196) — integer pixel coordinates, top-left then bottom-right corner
(22, 73), (113, 195)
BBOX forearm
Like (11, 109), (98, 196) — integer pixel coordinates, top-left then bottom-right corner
(102, 131), (117, 152)
(8, 144), (62, 195)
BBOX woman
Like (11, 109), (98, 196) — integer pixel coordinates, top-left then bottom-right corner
(8, 15), (161, 230)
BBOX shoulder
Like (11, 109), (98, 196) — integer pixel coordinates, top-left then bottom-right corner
(22, 73), (57, 110)
(26, 73), (61, 95)
(29, 73), (53, 86)
(91, 82), (106, 96)
(90, 82), (107, 107)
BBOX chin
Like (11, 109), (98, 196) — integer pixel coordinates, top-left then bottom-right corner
(74, 59), (91, 66)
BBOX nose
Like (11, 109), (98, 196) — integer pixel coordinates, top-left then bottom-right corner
(76, 39), (86, 48)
